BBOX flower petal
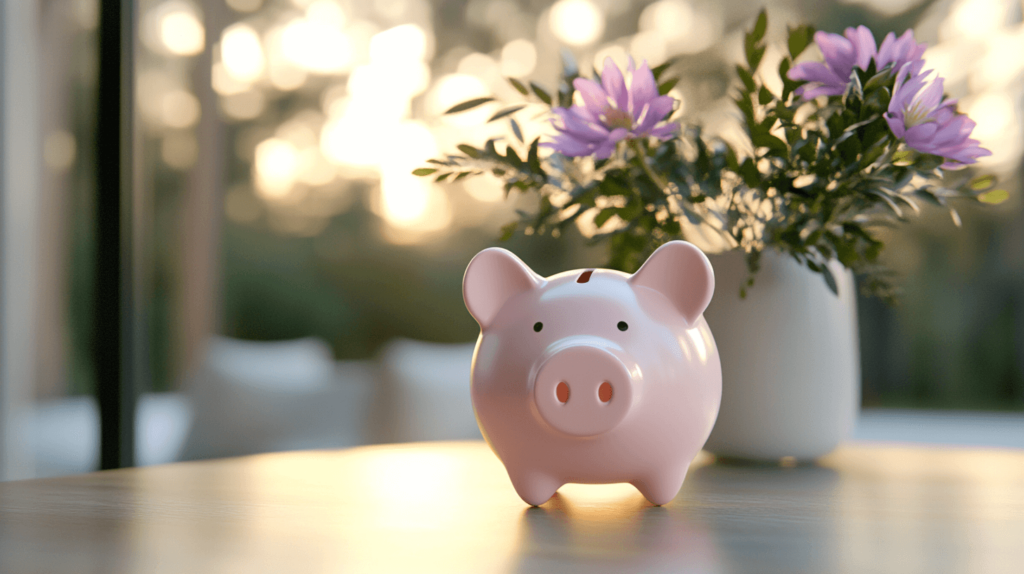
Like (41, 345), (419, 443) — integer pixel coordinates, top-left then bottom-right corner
(600, 57), (629, 112)
(553, 107), (610, 143)
(815, 31), (856, 80)
(636, 95), (675, 134)
(648, 123), (679, 140)
(628, 60), (659, 118)
(884, 112), (906, 139)
(573, 78), (611, 115)
(788, 62), (843, 85)
(544, 136), (595, 157)
(844, 25), (877, 71)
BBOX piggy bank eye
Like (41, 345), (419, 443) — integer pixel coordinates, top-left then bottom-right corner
(533, 321), (544, 332)
(617, 321), (629, 332)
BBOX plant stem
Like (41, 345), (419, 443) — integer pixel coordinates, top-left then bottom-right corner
(630, 139), (671, 193)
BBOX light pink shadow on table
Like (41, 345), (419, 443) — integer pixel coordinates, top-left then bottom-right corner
(464, 241), (722, 506)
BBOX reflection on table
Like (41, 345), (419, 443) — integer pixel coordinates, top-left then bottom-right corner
(1, 441), (1022, 574)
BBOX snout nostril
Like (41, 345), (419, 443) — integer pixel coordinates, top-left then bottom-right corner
(556, 382), (570, 404)
(598, 381), (613, 403)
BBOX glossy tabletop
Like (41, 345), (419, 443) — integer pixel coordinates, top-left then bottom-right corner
(1, 441), (1022, 574)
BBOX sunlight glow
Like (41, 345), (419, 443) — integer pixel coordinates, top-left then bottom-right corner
(549, 0), (605, 46)
(279, 2), (354, 75)
(638, 0), (720, 54)
(221, 24), (265, 82)
(254, 138), (300, 200)
(687, 327), (708, 363)
(370, 24), (429, 64)
(500, 39), (537, 77)
(943, 0), (1007, 40)
(425, 73), (491, 124)
(463, 173), (505, 203)
(157, 3), (205, 56)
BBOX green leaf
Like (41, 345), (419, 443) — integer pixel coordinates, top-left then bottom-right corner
(858, 144), (886, 169)
(510, 118), (524, 143)
(734, 94), (755, 122)
(593, 208), (617, 228)
(758, 86), (773, 105)
(914, 154), (944, 171)
(746, 42), (766, 71)
(457, 144), (481, 159)
(530, 82), (553, 105)
(913, 188), (944, 206)
(528, 138), (541, 173)
(978, 189), (1009, 204)
(787, 25), (815, 60)
(969, 174), (997, 192)
(750, 127), (787, 155)
(868, 190), (904, 218)
(488, 105), (526, 122)
(505, 146), (523, 166)
(453, 171), (472, 181)
(738, 158), (761, 188)
(507, 78), (529, 95)
(651, 61), (673, 80)
(862, 69), (893, 92)
(751, 9), (768, 43)
(736, 65), (756, 93)
(820, 264), (839, 296)
(411, 168), (437, 176)
(444, 97), (494, 114)
(435, 172), (451, 182)
(892, 149), (915, 166)
(658, 77), (679, 96)
(499, 221), (518, 241)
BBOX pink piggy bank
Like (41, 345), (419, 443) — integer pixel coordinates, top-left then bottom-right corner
(463, 240), (722, 506)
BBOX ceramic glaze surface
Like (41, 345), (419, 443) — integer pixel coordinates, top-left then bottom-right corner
(463, 241), (722, 506)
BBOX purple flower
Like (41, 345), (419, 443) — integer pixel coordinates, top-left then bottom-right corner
(787, 26), (877, 99)
(874, 30), (926, 72)
(546, 57), (677, 159)
(884, 64), (991, 169)
(787, 26), (926, 99)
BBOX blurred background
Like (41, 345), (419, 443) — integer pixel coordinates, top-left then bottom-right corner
(0, 0), (1022, 479)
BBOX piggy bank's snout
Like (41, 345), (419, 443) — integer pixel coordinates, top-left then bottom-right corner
(533, 346), (634, 437)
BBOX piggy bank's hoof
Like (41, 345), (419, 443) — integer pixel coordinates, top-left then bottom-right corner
(632, 469), (687, 506)
(509, 473), (563, 506)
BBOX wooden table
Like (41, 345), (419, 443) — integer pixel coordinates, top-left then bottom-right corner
(1, 441), (1022, 574)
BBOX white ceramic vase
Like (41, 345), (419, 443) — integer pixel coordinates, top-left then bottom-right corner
(702, 249), (861, 461)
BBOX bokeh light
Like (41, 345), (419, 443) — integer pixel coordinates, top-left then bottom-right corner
(499, 39), (537, 77)
(221, 23), (265, 83)
(549, 0), (605, 46)
(942, 0), (1008, 40)
(157, 2), (205, 56)
(638, 0), (721, 54)
(160, 89), (200, 128)
(279, 1), (354, 75)
(254, 138), (301, 200)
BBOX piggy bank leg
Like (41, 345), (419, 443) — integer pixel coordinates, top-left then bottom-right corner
(508, 471), (562, 506)
(632, 467), (688, 506)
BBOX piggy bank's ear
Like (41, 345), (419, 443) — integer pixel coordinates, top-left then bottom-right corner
(464, 248), (543, 329)
(629, 241), (714, 326)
